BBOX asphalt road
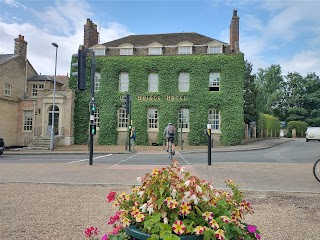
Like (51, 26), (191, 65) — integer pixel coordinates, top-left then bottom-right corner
(1, 138), (319, 165)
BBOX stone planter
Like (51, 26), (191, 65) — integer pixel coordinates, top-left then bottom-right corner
(124, 225), (203, 240)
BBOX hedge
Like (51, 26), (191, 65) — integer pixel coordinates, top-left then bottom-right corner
(257, 113), (280, 138)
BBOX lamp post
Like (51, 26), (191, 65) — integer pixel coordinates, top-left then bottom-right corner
(50, 42), (58, 151)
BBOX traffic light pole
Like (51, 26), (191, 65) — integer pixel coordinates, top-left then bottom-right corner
(88, 49), (95, 165)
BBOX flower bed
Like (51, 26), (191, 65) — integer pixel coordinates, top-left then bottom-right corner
(85, 160), (260, 240)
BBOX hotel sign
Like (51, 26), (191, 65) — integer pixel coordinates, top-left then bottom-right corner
(137, 96), (187, 101)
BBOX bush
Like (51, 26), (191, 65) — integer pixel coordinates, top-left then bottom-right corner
(287, 121), (308, 138)
(257, 113), (280, 138)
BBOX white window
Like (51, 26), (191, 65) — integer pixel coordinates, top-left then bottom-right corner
(178, 46), (192, 54)
(23, 110), (33, 131)
(94, 73), (101, 92)
(148, 109), (158, 129)
(148, 47), (162, 55)
(120, 48), (133, 55)
(209, 73), (220, 91)
(94, 108), (100, 128)
(118, 108), (128, 128)
(208, 109), (220, 131)
(94, 48), (105, 56)
(32, 84), (44, 96)
(208, 46), (222, 54)
(4, 83), (11, 96)
(178, 73), (189, 92)
(178, 109), (189, 129)
(148, 74), (158, 92)
(119, 73), (129, 92)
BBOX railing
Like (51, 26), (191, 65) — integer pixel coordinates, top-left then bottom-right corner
(24, 126), (42, 145)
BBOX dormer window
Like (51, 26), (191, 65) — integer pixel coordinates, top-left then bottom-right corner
(148, 42), (163, 55)
(178, 41), (193, 55)
(149, 47), (162, 55)
(208, 46), (222, 54)
(91, 44), (106, 56)
(119, 43), (134, 55)
(207, 41), (223, 54)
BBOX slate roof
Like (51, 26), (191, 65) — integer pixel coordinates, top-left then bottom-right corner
(0, 54), (18, 65)
(103, 32), (227, 47)
(28, 75), (64, 84)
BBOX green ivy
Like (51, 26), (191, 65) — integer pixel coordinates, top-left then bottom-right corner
(70, 54), (245, 146)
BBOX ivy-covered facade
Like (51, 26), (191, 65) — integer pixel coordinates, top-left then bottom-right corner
(70, 11), (244, 146)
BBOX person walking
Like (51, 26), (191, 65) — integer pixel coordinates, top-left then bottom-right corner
(130, 127), (136, 152)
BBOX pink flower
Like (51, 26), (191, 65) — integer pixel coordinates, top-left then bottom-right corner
(101, 233), (109, 240)
(172, 220), (186, 235)
(84, 226), (99, 238)
(107, 191), (116, 202)
(255, 233), (261, 239)
(247, 225), (257, 233)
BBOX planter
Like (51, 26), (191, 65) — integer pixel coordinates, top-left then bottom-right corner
(125, 225), (203, 240)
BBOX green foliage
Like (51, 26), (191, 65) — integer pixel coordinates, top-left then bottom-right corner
(257, 113), (280, 138)
(70, 54), (244, 146)
(287, 121), (308, 138)
(244, 60), (259, 124)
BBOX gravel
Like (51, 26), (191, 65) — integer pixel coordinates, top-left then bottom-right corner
(0, 183), (319, 240)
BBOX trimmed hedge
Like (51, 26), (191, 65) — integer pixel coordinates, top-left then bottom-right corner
(257, 113), (280, 138)
(70, 54), (245, 146)
(287, 121), (308, 138)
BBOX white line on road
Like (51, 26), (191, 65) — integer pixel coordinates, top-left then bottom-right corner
(116, 153), (138, 165)
(68, 154), (113, 163)
(178, 152), (191, 165)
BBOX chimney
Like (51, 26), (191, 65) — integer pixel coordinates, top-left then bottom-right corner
(230, 9), (240, 53)
(84, 18), (99, 48)
(14, 34), (28, 58)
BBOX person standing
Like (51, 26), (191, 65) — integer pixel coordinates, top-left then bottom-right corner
(130, 127), (136, 152)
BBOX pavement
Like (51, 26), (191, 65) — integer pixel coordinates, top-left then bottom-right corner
(1, 138), (320, 193)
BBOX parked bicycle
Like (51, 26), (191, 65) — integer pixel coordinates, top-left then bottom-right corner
(313, 158), (320, 182)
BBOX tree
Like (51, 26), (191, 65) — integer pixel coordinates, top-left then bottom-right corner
(255, 64), (285, 120)
(243, 60), (259, 124)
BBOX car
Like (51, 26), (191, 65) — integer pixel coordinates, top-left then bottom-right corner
(0, 138), (4, 155)
(305, 127), (320, 142)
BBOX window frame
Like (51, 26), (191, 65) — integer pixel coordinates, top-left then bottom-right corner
(208, 46), (222, 54)
(23, 110), (33, 131)
(120, 48), (133, 55)
(94, 108), (100, 128)
(32, 84), (44, 96)
(178, 46), (192, 54)
(117, 108), (128, 130)
(148, 47), (162, 55)
(148, 108), (158, 130)
(94, 48), (106, 56)
(148, 73), (159, 92)
(208, 109), (220, 132)
(119, 72), (129, 92)
(178, 72), (190, 92)
(178, 109), (190, 131)
(94, 73), (101, 92)
(4, 83), (12, 96)
(209, 72), (220, 91)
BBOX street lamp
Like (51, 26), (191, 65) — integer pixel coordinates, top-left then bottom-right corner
(50, 42), (58, 151)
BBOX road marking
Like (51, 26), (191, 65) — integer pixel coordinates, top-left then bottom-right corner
(178, 152), (191, 165)
(116, 153), (138, 165)
(68, 154), (113, 163)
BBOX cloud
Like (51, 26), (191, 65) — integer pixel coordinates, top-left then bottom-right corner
(0, 0), (133, 75)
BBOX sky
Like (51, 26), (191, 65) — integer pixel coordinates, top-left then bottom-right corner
(1, 0), (319, 77)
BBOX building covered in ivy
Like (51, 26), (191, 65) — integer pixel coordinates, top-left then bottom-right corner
(71, 10), (244, 146)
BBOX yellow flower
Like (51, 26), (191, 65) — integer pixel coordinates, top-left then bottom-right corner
(121, 217), (130, 227)
(202, 211), (214, 222)
(194, 226), (204, 235)
(215, 229), (225, 240)
(172, 220), (186, 235)
(135, 213), (145, 222)
(209, 219), (219, 229)
(179, 202), (191, 215)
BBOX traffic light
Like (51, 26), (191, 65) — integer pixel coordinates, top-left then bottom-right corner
(122, 93), (130, 115)
(90, 101), (97, 115)
(71, 47), (87, 91)
(90, 124), (97, 135)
